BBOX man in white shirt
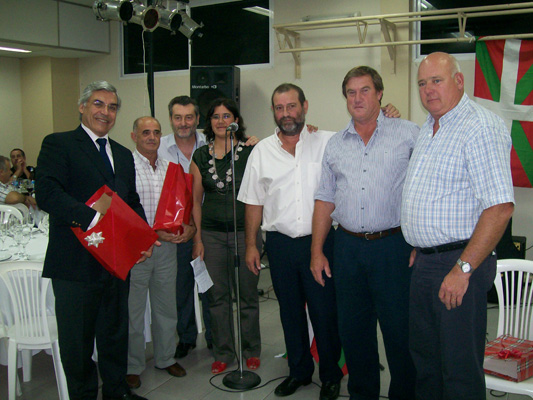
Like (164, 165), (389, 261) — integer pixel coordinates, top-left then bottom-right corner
(238, 84), (343, 400)
(158, 96), (212, 358)
(127, 116), (190, 390)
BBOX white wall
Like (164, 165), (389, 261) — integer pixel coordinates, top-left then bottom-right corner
(0, 57), (23, 158)
(410, 55), (533, 260)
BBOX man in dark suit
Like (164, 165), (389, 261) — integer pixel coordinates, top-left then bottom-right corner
(36, 81), (152, 400)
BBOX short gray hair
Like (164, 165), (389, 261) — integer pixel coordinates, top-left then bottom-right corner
(78, 80), (121, 109)
(0, 156), (10, 172)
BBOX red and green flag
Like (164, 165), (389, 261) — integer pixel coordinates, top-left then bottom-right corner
(474, 39), (533, 188)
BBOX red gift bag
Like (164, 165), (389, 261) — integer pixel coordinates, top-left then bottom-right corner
(72, 185), (158, 280)
(152, 162), (193, 234)
(484, 335), (533, 382)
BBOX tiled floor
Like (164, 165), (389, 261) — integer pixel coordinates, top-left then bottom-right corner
(0, 268), (528, 399)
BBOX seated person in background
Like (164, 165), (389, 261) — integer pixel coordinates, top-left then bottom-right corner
(0, 155), (36, 208)
(10, 148), (35, 181)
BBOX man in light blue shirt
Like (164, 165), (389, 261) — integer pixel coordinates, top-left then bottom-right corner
(401, 52), (514, 399)
(158, 96), (212, 359)
(312, 66), (419, 400)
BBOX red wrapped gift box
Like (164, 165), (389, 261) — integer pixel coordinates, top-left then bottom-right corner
(484, 335), (533, 382)
(152, 162), (193, 234)
(72, 185), (158, 280)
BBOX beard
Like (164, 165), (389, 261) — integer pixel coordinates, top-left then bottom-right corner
(173, 125), (195, 139)
(276, 116), (305, 136)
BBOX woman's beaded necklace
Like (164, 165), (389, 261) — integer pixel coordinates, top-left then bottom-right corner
(208, 141), (244, 190)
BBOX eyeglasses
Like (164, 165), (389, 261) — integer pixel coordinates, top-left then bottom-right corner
(211, 113), (233, 121)
(92, 100), (119, 113)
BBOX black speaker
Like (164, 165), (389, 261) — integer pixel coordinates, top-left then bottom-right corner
(190, 66), (240, 129)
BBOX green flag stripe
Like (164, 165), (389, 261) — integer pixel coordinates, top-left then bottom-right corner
(515, 63), (533, 105)
(476, 41), (501, 102)
(511, 120), (533, 184)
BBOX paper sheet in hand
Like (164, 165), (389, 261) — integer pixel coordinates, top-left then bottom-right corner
(191, 257), (213, 293)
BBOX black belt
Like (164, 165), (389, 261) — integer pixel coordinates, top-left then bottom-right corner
(339, 225), (401, 241)
(419, 239), (469, 254)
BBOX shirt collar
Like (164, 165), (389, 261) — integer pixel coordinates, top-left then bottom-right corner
(342, 110), (384, 139)
(81, 123), (110, 143)
(426, 92), (469, 127)
(165, 131), (206, 151)
(274, 125), (309, 147)
(134, 149), (161, 169)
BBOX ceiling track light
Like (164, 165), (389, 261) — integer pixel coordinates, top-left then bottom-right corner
(93, 0), (202, 38)
(177, 10), (203, 39)
(131, 3), (160, 32)
(93, 0), (134, 22)
(158, 7), (181, 32)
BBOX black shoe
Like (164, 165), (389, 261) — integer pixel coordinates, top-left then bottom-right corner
(206, 341), (213, 350)
(319, 381), (340, 400)
(174, 342), (196, 359)
(274, 376), (312, 397)
(102, 392), (148, 400)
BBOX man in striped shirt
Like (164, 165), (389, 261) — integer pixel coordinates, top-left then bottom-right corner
(127, 116), (190, 390)
(312, 66), (419, 400)
(401, 52), (514, 399)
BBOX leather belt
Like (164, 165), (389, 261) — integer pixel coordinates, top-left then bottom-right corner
(339, 225), (401, 241)
(419, 239), (469, 255)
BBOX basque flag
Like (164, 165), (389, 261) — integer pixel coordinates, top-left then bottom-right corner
(474, 39), (533, 188)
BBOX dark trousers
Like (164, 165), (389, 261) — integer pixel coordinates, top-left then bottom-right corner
(266, 229), (343, 384)
(52, 276), (130, 400)
(409, 249), (496, 400)
(333, 228), (415, 400)
(176, 240), (212, 344)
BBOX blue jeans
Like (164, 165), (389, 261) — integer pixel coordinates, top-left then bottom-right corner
(333, 228), (415, 400)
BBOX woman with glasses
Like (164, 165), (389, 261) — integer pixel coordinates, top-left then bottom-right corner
(190, 98), (261, 374)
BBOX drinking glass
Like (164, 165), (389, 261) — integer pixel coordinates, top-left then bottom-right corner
(14, 226), (31, 260)
(39, 213), (50, 235)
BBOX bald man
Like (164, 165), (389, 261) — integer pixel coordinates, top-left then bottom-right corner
(127, 116), (191, 390)
(401, 52), (514, 399)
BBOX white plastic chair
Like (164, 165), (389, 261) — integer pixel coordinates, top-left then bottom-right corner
(0, 261), (69, 400)
(0, 319), (22, 397)
(0, 205), (23, 224)
(485, 259), (533, 398)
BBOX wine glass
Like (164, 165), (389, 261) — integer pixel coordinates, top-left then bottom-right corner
(0, 220), (9, 258)
(14, 226), (31, 260)
(6, 215), (19, 249)
(39, 213), (49, 235)
(25, 211), (35, 238)
(26, 180), (35, 196)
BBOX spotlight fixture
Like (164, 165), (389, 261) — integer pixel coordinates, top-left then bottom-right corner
(92, 0), (134, 22)
(131, 3), (160, 31)
(158, 7), (181, 32)
(177, 10), (203, 39)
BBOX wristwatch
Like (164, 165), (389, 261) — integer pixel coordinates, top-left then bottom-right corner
(457, 258), (472, 273)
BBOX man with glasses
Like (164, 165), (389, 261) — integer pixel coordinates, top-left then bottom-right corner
(36, 81), (151, 400)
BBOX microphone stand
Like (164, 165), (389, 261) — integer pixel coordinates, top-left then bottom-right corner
(222, 127), (261, 390)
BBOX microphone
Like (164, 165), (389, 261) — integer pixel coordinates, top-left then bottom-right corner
(226, 122), (239, 132)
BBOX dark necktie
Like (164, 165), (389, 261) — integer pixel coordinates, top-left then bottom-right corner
(96, 138), (114, 176)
